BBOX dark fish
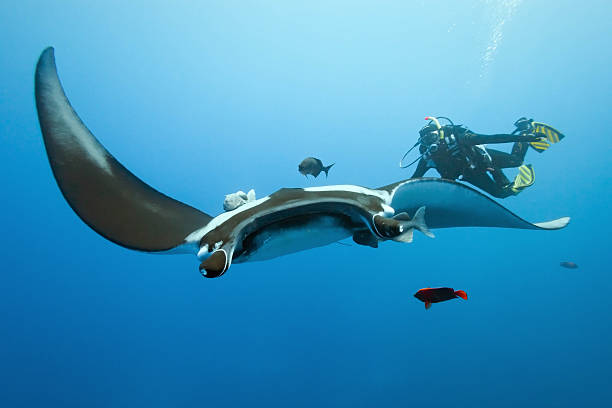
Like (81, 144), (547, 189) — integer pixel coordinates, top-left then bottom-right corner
(414, 287), (468, 310)
(298, 157), (335, 178)
(560, 261), (578, 269)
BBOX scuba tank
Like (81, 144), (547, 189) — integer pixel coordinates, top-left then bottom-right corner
(430, 117), (494, 172)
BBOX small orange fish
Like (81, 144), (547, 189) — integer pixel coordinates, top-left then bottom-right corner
(414, 287), (468, 310)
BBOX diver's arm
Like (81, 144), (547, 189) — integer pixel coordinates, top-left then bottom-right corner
(462, 132), (538, 145)
(410, 158), (430, 178)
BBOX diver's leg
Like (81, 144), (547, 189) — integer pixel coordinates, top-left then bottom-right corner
(487, 143), (529, 169)
(488, 147), (526, 169)
(462, 169), (514, 199)
(489, 167), (511, 187)
(483, 148), (512, 186)
(509, 141), (529, 165)
(487, 145), (534, 196)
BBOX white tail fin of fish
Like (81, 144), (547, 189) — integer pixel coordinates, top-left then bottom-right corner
(394, 227), (414, 243)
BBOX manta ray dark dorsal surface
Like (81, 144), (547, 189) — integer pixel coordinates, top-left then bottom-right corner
(35, 47), (213, 252)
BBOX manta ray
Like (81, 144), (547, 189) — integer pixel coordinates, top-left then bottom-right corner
(34, 47), (570, 278)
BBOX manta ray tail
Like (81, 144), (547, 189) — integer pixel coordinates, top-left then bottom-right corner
(35, 47), (213, 252)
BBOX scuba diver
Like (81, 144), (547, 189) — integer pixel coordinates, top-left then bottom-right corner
(401, 116), (565, 198)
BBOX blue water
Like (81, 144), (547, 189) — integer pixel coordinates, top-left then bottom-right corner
(2, 1), (611, 406)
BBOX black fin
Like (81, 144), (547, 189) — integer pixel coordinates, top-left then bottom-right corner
(323, 163), (335, 178)
(35, 47), (213, 252)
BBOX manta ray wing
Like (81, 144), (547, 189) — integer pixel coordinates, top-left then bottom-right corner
(35, 47), (213, 252)
(35, 46), (570, 267)
(380, 178), (569, 230)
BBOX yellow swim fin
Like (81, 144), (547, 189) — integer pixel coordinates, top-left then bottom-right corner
(529, 122), (565, 153)
(511, 164), (535, 194)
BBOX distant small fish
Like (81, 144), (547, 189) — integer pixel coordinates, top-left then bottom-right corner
(414, 287), (468, 310)
(560, 261), (578, 269)
(298, 157), (335, 178)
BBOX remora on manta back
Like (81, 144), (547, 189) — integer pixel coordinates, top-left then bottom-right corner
(34, 48), (570, 278)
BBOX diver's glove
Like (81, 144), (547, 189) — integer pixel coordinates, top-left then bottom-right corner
(514, 117), (534, 133)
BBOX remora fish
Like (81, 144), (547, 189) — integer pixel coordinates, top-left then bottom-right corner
(298, 157), (335, 178)
(34, 47), (570, 279)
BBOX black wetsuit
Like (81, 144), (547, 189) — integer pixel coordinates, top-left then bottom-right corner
(411, 125), (536, 198)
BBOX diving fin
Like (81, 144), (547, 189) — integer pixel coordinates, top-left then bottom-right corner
(529, 122), (565, 153)
(511, 164), (535, 194)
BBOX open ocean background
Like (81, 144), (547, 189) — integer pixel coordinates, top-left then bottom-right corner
(1, 1), (611, 406)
